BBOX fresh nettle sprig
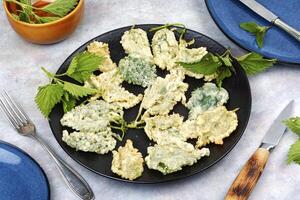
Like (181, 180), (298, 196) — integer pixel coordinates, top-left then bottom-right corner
(284, 117), (300, 164)
(35, 52), (103, 118)
(6, 0), (78, 24)
(240, 22), (271, 48)
(179, 50), (277, 87)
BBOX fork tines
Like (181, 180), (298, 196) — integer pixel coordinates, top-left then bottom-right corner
(0, 91), (29, 129)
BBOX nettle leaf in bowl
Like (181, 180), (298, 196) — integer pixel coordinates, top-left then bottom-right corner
(6, 0), (79, 24)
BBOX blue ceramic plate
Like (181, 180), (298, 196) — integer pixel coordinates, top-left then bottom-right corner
(205, 0), (300, 64)
(0, 141), (50, 200)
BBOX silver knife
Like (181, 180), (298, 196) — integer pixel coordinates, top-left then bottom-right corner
(239, 0), (300, 42)
(225, 100), (294, 200)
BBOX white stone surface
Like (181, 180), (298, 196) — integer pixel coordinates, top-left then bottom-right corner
(0, 0), (300, 199)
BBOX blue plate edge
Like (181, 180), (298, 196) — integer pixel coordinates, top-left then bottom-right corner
(205, 0), (300, 65)
(0, 140), (51, 200)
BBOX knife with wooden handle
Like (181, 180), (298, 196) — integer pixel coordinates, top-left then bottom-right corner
(225, 100), (294, 200)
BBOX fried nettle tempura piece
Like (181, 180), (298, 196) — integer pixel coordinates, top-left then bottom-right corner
(121, 28), (153, 61)
(111, 140), (144, 180)
(145, 137), (209, 175)
(87, 41), (117, 72)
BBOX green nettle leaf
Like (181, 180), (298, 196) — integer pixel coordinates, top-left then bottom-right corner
(63, 82), (97, 98)
(68, 71), (93, 83)
(284, 117), (300, 136)
(66, 56), (78, 75)
(40, 0), (78, 17)
(39, 16), (61, 23)
(19, 11), (30, 23)
(237, 52), (276, 75)
(75, 52), (103, 72)
(240, 22), (259, 33)
(219, 54), (232, 68)
(179, 49), (276, 87)
(67, 52), (103, 83)
(216, 67), (232, 87)
(35, 84), (64, 118)
(256, 31), (266, 49)
(19, 0), (31, 11)
(12, 13), (20, 20)
(19, 0), (31, 5)
(6, 0), (78, 24)
(61, 93), (76, 113)
(288, 140), (300, 164)
(240, 22), (270, 48)
(149, 23), (186, 32)
(180, 53), (222, 75)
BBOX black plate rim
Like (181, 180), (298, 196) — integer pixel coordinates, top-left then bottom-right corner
(204, 0), (300, 66)
(0, 140), (51, 199)
(49, 24), (252, 184)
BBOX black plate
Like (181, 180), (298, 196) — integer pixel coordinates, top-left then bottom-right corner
(49, 24), (252, 183)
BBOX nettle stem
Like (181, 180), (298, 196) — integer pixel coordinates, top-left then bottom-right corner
(6, 0), (30, 8)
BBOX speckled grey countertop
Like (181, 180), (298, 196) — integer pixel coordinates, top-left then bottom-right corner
(0, 0), (300, 200)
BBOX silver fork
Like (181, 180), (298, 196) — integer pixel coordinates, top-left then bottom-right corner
(0, 91), (94, 200)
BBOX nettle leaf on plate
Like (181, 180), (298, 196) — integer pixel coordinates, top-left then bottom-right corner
(66, 52), (103, 83)
(36, 51), (102, 118)
(61, 92), (76, 113)
(66, 56), (78, 75)
(216, 66), (232, 88)
(237, 52), (276, 75)
(219, 53), (233, 68)
(288, 140), (300, 165)
(35, 84), (64, 118)
(63, 82), (97, 98)
(240, 22), (270, 48)
(180, 53), (222, 75)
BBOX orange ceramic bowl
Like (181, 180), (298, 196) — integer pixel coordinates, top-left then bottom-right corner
(3, 0), (84, 44)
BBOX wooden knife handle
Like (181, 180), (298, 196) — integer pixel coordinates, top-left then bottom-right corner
(225, 148), (270, 200)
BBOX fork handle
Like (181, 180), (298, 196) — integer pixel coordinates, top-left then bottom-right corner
(32, 134), (94, 200)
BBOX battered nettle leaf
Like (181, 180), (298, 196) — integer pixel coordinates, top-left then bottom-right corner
(118, 56), (157, 87)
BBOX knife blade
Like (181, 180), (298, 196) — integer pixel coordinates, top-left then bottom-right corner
(239, 0), (278, 22)
(260, 100), (294, 150)
(225, 100), (294, 200)
(239, 0), (300, 42)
